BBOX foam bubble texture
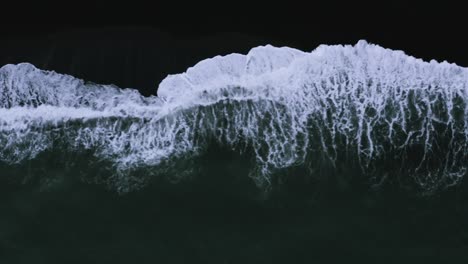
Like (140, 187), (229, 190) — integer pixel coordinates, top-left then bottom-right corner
(0, 41), (466, 193)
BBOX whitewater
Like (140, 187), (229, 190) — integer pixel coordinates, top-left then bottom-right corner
(0, 40), (466, 194)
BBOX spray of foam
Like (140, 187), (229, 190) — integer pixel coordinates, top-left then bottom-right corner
(0, 40), (467, 193)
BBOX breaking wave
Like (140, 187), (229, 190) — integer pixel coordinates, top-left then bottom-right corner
(0, 40), (467, 194)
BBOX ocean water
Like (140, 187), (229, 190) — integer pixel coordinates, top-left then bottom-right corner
(1, 41), (468, 263)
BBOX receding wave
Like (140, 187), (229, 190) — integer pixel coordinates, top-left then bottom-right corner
(0, 40), (467, 194)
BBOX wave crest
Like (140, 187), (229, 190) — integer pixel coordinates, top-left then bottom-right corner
(1, 40), (467, 193)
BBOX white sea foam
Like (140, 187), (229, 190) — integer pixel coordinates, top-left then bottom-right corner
(1, 40), (467, 192)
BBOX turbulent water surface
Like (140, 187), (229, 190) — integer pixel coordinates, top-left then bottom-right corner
(0, 40), (467, 195)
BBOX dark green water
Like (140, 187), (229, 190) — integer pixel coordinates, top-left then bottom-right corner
(2, 163), (468, 264)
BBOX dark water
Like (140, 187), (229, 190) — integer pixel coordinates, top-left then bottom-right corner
(2, 169), (468, 263)
(1, 139), (468, 263)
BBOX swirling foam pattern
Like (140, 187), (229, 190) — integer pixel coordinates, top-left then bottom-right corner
(1, 40), (466, 193)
